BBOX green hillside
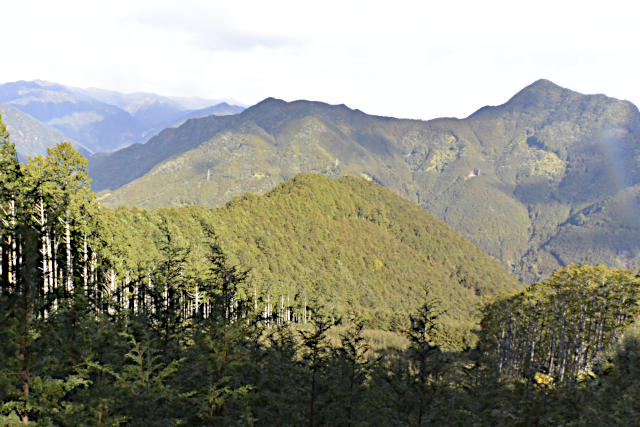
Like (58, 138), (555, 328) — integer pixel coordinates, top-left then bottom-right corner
(93, 80), (640, 283)
(105, 174), (521, 345)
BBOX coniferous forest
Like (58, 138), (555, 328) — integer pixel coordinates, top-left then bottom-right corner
(2, 114), (640, 425)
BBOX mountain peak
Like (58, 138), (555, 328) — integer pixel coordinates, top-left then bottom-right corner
(469, 79), (582, 118)
(253, 97), (287, 107)
(523, 78), (564, 91)
(508, 79), (574, 101)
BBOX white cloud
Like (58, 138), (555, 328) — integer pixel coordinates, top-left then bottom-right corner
(1, 0), (639, 119)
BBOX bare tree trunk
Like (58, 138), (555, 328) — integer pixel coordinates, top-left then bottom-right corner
(548, 324), (558, 375)
(596, 302), (607, 352)
(9, 199), (16, 287)
(280, 295), (284, 325)
(47, 231), (53, 297)
(107, 268), (117, 315)
(83, 234), (88, 292)
(528, 322), (538, 374)
(558, 318), (567, 382)
(64, 209), (73, 293)
(90, 250), (97, 301)
(37, 199), (48, 299)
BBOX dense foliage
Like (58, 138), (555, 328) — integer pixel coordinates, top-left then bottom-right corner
(101, 174), (520, 345)
(1, 120), (640, 425)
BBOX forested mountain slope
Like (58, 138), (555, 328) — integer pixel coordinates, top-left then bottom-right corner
(105, 174), (521, 344)
(93, 80), (640, 283)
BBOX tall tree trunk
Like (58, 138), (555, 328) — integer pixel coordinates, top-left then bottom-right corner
(90, 250), (97, 301)
(83, 234), (88, 292)
(64, 209), (73, 293)
(47, 231), (53, 298)
(558, 318), (567, 381)
(37, 198), (48, 300)
(528, 321), (538, 374)
(9, 199), (16, 288)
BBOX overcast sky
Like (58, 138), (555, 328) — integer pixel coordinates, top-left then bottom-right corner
(2, 0), (638, 119)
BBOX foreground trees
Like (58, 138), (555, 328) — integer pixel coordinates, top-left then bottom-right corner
(480, 264), (640, 383)
(1, 116), (640, 424)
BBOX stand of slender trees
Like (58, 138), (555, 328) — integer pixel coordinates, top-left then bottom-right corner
(480, 264), (640, 383)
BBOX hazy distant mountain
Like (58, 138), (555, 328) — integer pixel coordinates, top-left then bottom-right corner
(75, 87), (242, 128)
(91, 80), (640, 282)
(0, 103), (91, 160)
(141, 102), (245, 142)
(168, 95), (245, 110)
(0, 80), (244, 153)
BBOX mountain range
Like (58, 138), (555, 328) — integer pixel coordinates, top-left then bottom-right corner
(0, 80), (244, 153)
(0, 102), (92, 160)
(90, 80), (640, 283)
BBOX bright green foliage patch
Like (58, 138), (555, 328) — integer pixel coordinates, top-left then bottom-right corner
(104, 174), (521, 345)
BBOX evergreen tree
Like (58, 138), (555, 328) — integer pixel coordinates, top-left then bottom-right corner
(203, 227), (249, 323)
(252, 325), (306, 425)
(149, 222), (190, 363)
(329, 315), (370, 425)
(90, 332), (186, 426)
(404, 294), (444, 425)
(298, 308), (339, 427)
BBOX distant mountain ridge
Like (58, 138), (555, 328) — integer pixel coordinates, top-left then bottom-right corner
(91, 79), (640, 283)
(0, 103), (92, 160)
(0, 80), (244, 153)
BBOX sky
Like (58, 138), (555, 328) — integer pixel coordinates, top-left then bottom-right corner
(2, 0), (638, 120)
